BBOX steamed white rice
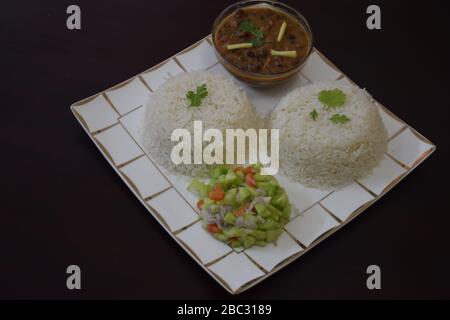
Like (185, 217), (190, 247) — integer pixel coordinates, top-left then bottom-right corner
(269, 80), (388, 189)
(140, 71), (260, 177)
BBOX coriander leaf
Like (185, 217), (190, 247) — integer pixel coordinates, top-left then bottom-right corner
(251, 37), (266, 47)
(239, 20), (265, 47)
(187, 84), (208, 107)
(239, 20), (264, 38)
(239, 20), (254, 32)
(309, 109), (318, 121)
(318, 89), (346, 109)
(329, 114), (351, 124)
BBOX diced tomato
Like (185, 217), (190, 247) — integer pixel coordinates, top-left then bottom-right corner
(244, 166), (256, 175)
(236, 166), (256, 175)
(207, 223), (221, 234)
(197, 199), (204, 210)
(245, 173), (257, 188)
(234, 203), (250, 217)
(234, 206), (246, 217)
(208, 185), (225, 201)
(235, 166), (256, 177)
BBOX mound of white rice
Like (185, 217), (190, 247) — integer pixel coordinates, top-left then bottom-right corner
(269, 80), (388, 189)
(140, 71), (260, 177)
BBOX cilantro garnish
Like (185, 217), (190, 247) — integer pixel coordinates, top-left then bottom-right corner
(186, 84), (208, 107)
(239, 20), (263, 38)
(250, 37), (266, 47)
(309, 109), (318, 121)
(318, 89), (346, 109)
(239, 20), (265, 47)
(329, 114), (351, 124)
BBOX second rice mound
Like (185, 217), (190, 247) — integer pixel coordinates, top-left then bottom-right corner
(140, 71), (260, 177)
(269, 80), (388, 189)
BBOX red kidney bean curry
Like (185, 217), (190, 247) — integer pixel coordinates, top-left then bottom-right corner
(214, 7), (310, 74)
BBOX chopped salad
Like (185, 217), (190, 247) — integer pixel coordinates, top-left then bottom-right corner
(187, 164), (291, 248)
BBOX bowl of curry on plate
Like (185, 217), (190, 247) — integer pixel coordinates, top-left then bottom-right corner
(212, 0), (313, 86)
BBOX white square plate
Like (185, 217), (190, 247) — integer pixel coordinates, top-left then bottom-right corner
(387, 128), (434, 168)
(141, 58), (184, 91)
(208, 252), (265, 292)
(177, 221), (232, 265)
(120, 156), (170, 199)
(176, 39), (218, 72)
(72, 94), (119, 133)
(146, 188), (198, 233)
(357, 155), (408, 196)
(71, 35), (435, 294)
(244, 232), (303, 272)
(105, 77), (151, 115)
(301, 50), (342, 82)
(320, 183), (375, 222)
(378, 106), (405, 138)
(94, 124), (143, 166)
(285, 205), (340, 247)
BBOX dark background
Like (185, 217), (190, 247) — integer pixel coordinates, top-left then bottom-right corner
(1, 0), (450, 299)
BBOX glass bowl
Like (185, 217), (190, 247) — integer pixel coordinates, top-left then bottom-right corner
(212, 0), (313, 87)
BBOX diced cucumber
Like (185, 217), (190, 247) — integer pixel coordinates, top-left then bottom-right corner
(266, 229), (282, 242)
(235, 170), (245, 180)
(223, 227), (245, 238)
(252, 163), (262, 171)
(282, 203), (291, 218)
(256, 182), (268, 189)
(258, 219), (275, 230)
(225, 170), (237, 183)
(269, 178), (279, 187)
(202, 198), (214, 210)
(243, 235), (256, 248)
(256, 182), (278, 197)
(279, 216), (289, 225)
(224, 212), (236, 225)
(254, 203), (267, 215)
(249, 229), (266, 240)
(266, 204), (283, 217)
(255, 173), (271, 182)
(259, 219), (280, 230)
(211, 165), (229, 178)
(187, 179), (209, 197)
(244, 185), (258, 197)
(268, 186), (277, 197)
(217, 174), (227, 186)
(275, 186), (285, 196)
(255, 182), (269, 192)
(255, 240), (267, 247)
(209, 204), (221, 214)
(236, 187), (251, 204)
(208, 177), (217, 187)
(222, 188), (237, 205)
(230, 240), (243, 248)
(213, 232), (227, 242)
(270, 211), (280, 221)
(243, 213), (258, 226)
(260, 207), (272, 218)
(271, 192), (288, 210)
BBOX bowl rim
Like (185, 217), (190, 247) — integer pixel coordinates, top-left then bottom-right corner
(211, 0), (314, 78)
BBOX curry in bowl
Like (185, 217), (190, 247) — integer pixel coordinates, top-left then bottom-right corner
(212, 1), (313, 86)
